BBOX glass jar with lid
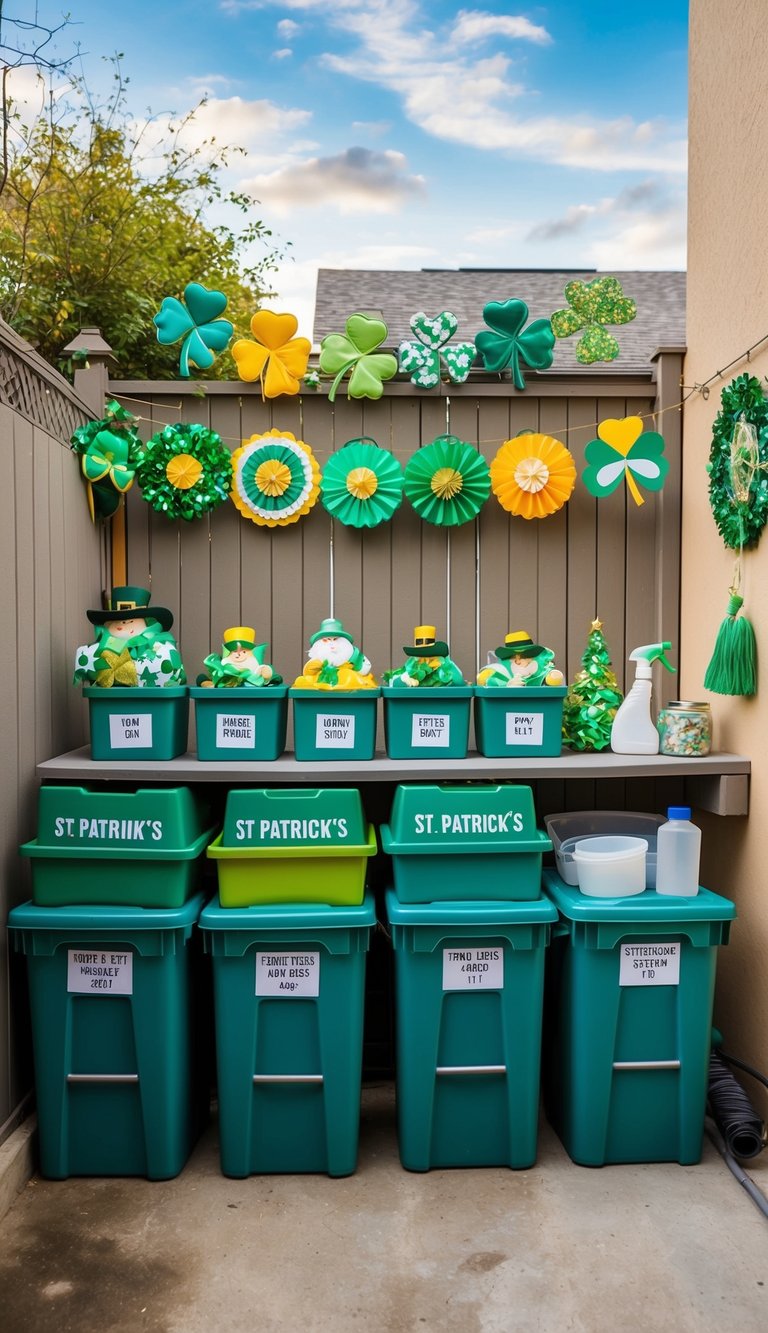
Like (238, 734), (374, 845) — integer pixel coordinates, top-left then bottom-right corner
(657, 701), (712, 757)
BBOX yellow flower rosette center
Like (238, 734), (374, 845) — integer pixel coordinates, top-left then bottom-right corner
(166, 453), (203, 490)
(345, 466), (379, 500)
(255, 458), (292, 497)
(513, 456), (550, 493)
(431, 467), (464, 500)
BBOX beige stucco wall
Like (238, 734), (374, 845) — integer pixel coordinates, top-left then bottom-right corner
(686, 0), (768, 1111)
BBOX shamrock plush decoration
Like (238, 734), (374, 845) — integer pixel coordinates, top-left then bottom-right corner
(318, 314), (398, 402)
(551, 277), (637, 365)
(70, 400), (143, 521)
(398, 311), (476, 388)
(475, 300), (555, 391)
(231, 310), (311, 398)
(583, 417), (668, 506)
(153, 281), (234, 377)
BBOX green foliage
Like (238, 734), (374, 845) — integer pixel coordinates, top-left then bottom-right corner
(706, 373), (768, 550)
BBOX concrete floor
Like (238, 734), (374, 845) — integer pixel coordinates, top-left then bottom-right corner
(0, 1083), (766, 1333)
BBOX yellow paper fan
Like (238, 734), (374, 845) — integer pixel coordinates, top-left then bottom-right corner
(490, 432), (576, 519)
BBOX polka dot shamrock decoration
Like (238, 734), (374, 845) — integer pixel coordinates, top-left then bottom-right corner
(475, 299), (555, 390)
(550, 277), (636, 365)
(230, 429), (321, 527)
(398, 311), (476, 388)
(136, 423), (233, 520)
(153, 282), (234, 377)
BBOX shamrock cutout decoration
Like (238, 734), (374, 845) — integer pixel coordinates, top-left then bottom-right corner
(551, 277), (637, 365)
(95, 647), (139, 689)
(153, 281), (234, 377)
(475, 299), (555, 391)
(319, 313), (398, 402)
(231, 310), (311, 398)
(398, 310), (476, 388)
(583, 417), (668, 506)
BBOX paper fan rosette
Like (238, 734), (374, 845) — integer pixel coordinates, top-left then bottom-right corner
(490, 433), (576, 519)
(136, 422), (233, 520)
(230, 429), (321, 528)
(321, 437), (404, 528)
(404, 435), (491, 527)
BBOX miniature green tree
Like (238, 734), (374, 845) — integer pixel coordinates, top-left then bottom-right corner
(562, 619), (623, 752)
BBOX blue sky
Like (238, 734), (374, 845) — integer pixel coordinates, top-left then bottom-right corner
(26, 1), (688, 337)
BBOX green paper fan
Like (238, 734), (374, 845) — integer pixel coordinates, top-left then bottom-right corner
(321, 438), (404, 528)
(135, 422), (232, 521)
(404, 435), (491, 527)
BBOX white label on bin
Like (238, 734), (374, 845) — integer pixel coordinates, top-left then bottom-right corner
(442, 947), (504, 990)
(67, 950), (133, 994)
(256, 951), (320, 997)
(108, 713), (152, 748)
(411, 713), (450, 747)
(505, 711), (543, 746)
(315, 714), (355, 748)
(619, 942), (681, 986)
(216, 714), (255, 748)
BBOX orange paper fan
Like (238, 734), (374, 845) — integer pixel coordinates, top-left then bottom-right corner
(490, 432), (576, 519)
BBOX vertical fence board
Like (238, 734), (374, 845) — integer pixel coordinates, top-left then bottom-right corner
(565, 397), (599, 683)
(536, 398), (570, 668)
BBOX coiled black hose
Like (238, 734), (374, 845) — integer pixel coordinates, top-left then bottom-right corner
(708, 1048), (766, 1160)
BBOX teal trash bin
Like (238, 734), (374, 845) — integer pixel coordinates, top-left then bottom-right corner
(386, 889), (557, 1170)
(8, 895), (207, 1179)
(541, 869), (736, 1166)
(200, 893), (376, 1177)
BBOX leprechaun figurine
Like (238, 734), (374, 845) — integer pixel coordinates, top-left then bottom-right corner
(199, 627), (282, 688)
(73, 586), (186, 688)
(293, 618), (377, 690)
(384, 626), (466, 688)
(477, 630), (564, 688)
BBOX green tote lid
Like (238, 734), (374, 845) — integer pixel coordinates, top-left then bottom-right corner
(386, 783), (546, 848)
(24, 785), (212, 855)
(542, 870), (736, 922)
(222, 787), (366, 847)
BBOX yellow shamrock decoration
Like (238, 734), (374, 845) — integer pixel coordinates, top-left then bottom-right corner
(231, 310), (311, 398)
(95, 648), (139, 688)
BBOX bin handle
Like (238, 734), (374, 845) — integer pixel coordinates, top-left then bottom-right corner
(612, 1060), (681, 1071)
(436, 1064), (506, 1076)
(67, 1073), (139, 1084)
(252, 1073), (324, 1084)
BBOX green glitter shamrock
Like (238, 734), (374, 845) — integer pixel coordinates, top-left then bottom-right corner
(153, 281), (234, 377)
(319, 313), (398, 402)
(475, 299), (555, 391)
(707, 373), (768, 550)
(398, 311), (476, 388)
(550, 277), (636, 364)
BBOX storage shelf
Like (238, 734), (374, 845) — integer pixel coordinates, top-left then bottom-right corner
(37, 748), (751, 816)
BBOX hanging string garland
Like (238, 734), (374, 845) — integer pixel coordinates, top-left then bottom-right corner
(490, 432), (576, 518)
(135, 423), (233, 520)
(403, 435), (491, 526)
(707, 373), (768, 550)
(230, 429), (321, 527)
(320, 437), (404, 528)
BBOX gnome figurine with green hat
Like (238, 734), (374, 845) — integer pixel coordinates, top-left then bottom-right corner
(384, 626), (466, 688)
(199, 627), (282, 688)
(477, 630), (564, 688)
(293, 618), (377, 690)
(73, 586), (186, 688)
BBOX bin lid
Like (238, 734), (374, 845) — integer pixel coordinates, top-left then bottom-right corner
(23, 784), (212, 855)
(385, 887), (557, 926)
(385, 782), (547, 851)
(542, 869), (736, 922)
(8, 893), (205, 932)
(83, 686), (188, 698)
(190, 683), (288, 699)
(222, 787), (366, 848)
(200, 890), (376, 931)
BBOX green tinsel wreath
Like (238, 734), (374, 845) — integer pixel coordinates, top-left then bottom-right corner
(708, 373), (768, 550)
(136, 422), (233, 520)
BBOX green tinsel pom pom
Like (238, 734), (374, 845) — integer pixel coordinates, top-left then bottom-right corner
(708, 373), (768, 550)
(704, 593), (757, 696)
(136, 423), (232, 521)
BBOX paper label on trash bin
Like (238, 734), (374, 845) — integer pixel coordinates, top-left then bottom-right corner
(67, 949), (133, 994)
(315, 714), (355, 748)
(505, 712), (543, 746)
(256, 951), (320, 997)
(619, 942), (681, 986)
(442, 947), (504, 990)
(108, 713), (152, 748)
(411, 713), (450, 747)
(216, 714), (255, 748)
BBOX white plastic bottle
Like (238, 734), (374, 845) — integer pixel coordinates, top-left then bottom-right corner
(655, 806), (701, 896)
(611, 642), (676, 755)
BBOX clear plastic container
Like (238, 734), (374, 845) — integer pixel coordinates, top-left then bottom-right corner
(571, 836), (648, 898)
(545, 812), (664, 887)
(658, 701), (712, 757)
(655, 806), (701, 896)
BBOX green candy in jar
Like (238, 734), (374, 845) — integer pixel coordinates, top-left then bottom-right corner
(657, 701), (712, 756)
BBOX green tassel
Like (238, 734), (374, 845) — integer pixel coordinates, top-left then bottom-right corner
(704, 592), (757, 696)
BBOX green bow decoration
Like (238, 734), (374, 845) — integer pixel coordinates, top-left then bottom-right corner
(551, 277), (637, 364)
(475, 300), (555, 390)
(398, 311), (476, 388)
(153, 281), (234, 377)
(319, 314), (398, 402)
(70, 405), (143, 522)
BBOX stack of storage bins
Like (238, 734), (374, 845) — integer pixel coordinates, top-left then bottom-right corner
(201, 788), (377, 1177)
(9, 785), (214, 1178)
(381, 784), (557, 1170)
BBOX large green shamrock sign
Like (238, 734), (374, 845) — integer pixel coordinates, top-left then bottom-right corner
(319, 314), (398, 402)
(475, 299), (555, 391)
(551, 276), (636, 364)
(398, 311), (476, 388)
(153, 282), (234, 377)
(583, 417), (668, 506)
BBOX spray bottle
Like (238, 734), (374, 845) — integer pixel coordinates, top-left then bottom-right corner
(610, 642), (676, 755)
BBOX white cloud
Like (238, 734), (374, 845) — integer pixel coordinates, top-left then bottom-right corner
(590, 209), (687, 269)
(523, 179), (686, 268)
(273, 48), (293, 60)
(141, 94), (312, 168)
(242, 146), (426, 214)
(277, 18), (300, 37)
(450, 9), (552, 47)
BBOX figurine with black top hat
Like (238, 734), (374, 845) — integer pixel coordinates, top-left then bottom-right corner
(199, 627), (282, 688)
(385, 625), (466, 688)
(477, 630), (563, 688)
(73, 586), (186, 687)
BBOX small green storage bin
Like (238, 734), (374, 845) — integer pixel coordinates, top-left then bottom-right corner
(20, 785), (215, 908)
(474, 685), (566, 757)
(382, 685), (473, 759)
(85, 685), (189, 761)
(289, 689), (380, 762)
(541, 870), (736, 1166)
(381, 784), (551, 902)
(386, 889), (557, 1170)
(191, 685), (288, 761)
(200, 892), (376, 1177)
(8, 895), (207, 1179)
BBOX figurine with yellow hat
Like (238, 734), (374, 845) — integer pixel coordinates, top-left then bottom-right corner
(477, 630), (564, 688)
(72, 585), (185, 688)
(384, 626), (466, 688)
(198, 627), (282, 688)
(292, 617), (377, 690)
